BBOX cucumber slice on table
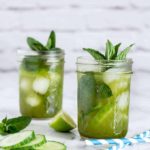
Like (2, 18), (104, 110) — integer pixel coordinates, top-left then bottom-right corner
(36, 141), (67, 150)
(0, 130), (35, 149)
(14, 134), (46, 150)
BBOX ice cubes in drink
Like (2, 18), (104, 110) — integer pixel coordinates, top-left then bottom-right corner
(116, 91), (129, 111)
(32, 77), (50, 95)
(26, 94), (41, 107)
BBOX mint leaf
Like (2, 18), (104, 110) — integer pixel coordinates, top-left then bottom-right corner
(105, 40), (121, 60)
(0, 116), (32, 135)
(22, 55), (48, 72)
(47, 30), (56, 49)
(112, 43), (121, 59)
(27, 37), (48, 52)
(116, 44), (134, 60)
(2, 117), (7, 124)
(105, 40), (115, 60)
(0, 123), (5, 135)
(6, 116), (31, 133)
(83, 48), (105, 60)
(97, 82), (113, 99)
(46, 38), (52, 49)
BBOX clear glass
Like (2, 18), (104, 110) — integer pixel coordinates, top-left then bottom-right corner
(18, 50), (64, 118)
(77, 57), (133, 138)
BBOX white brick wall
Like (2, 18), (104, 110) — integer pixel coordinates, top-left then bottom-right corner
(0, 0), (150, 72)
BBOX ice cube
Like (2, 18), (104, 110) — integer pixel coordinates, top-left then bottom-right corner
(47, 95), (55, 104)
(116, 92), (129, 111)
(20, 78), (31, 91)
(49, 72), (61, 86)
(26, 95), (41, 107)
(103, 68), (130, 84)
(103, 73), (121, 84)
(114, 112), (128, 134)
(117, 80), (128, 89)
(32, 77), (50, 94)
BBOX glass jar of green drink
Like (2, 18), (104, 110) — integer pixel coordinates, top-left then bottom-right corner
(19, 31), (64, 118)
(77, 40), (133, 138)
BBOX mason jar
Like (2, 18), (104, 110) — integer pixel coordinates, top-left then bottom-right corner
(77, 57), (133, 138)
(18, 50), (64, 118)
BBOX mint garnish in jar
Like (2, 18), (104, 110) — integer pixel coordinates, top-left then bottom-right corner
(18, 31), (64, 118)
(77, 40), (133, 138)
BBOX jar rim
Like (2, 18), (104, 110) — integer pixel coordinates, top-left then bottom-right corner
(18, 49), (65, 57)
(76, 56), (133, 65)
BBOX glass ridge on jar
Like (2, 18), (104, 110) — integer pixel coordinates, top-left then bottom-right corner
(77, 57), (133, 139)
(18, 50), (64, 118)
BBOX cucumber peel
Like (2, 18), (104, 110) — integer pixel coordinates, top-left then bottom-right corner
(0, 130), (35, 149)
(14, 134), (46, 150)
(0, 130), (67, 150)
(36, 141), (66, 150)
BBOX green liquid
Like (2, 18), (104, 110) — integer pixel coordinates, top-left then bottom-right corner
(19, 56), (64, 118)
(77, 71), (131, 138)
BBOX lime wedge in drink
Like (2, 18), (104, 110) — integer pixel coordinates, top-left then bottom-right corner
(49, 112), (76, 132)
(81, 102), (115, 138)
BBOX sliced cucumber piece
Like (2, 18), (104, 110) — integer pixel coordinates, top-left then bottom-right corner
(14, 134), (46, 150)
(0, 130), (35, 149)
(36, 141), (66, 150)
(78, 73), (96, 114)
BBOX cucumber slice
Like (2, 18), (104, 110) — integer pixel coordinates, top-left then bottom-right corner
(14, 134), (46, 150)
(36, 141), (66, 150)
(78, 73), (96, 114)
(0, 130), (35, 149)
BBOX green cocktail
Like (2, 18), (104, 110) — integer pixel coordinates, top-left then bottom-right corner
(77, 41), (133, 138)
(19, 31), (64, 118)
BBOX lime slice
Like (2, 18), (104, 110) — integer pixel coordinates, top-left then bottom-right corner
(49, 112), (76, 132)
(82, 103), (115, 138)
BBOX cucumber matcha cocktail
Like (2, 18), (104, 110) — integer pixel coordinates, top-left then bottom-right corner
(77, 41), (133, 138)
(19, 31), (64, 118)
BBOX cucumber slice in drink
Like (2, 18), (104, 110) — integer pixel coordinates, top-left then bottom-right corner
(49, 112), (76, 132)
(0, 130), (35, 149)
(15, 134), (46, 150)
(36, 141), (66, 150)
(78, 73), (96, 114)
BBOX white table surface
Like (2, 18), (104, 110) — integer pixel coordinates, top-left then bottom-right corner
(0, 72), (150, 150)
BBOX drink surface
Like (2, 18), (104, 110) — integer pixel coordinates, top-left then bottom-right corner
(77, 70), (131, 138)
(19, 55), (64, 118)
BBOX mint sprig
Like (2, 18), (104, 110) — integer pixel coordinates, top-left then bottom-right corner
(27, 30), (59, 53)
(82, 40), (134, 101)
(83, 40), (134, 61)
(27, 37), (48, 52)
(46, 30), (56, 49)
(105, 40), (115, 60)
(0, 116), (32, 135)
(116, 44), (134, 60)
(83, 48), (105, 60)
